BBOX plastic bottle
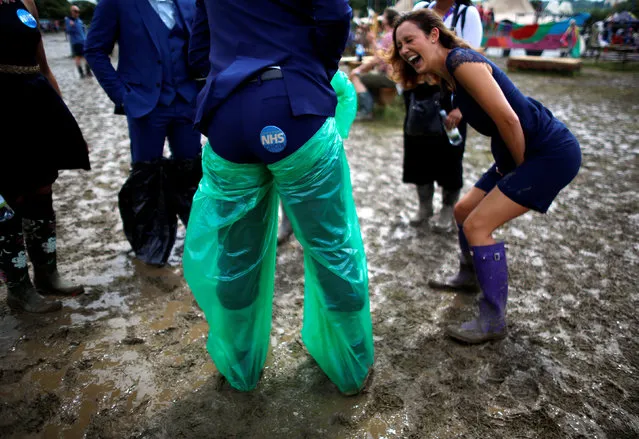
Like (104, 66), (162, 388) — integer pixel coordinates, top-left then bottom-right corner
(439, 110), (463, 146)
(355, 44), (365, 62)
(0, 194), (14, 222)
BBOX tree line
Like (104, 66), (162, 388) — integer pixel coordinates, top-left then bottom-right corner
(35, 0), (95, 21)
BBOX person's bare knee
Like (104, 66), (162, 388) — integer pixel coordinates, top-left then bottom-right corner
(453, 201), (471, 225)
(461, 216), (492, 246)
(454, 195), (478, 225)
(454, 188), (486, 225)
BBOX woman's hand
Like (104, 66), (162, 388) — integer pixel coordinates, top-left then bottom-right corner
(444, 108), (462, 130)
(1, 0), (16, 4)
(452, 62), (526, 167)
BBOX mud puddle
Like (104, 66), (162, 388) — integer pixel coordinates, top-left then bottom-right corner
(0, 35), (638, 439)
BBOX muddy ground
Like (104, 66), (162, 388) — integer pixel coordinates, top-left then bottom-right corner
(1, 34), (638, 439)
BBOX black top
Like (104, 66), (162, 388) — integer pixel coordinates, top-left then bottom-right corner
(0, 0), (41, 66)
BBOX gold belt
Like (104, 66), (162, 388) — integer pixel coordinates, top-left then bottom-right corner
(0, 64), (40, 74)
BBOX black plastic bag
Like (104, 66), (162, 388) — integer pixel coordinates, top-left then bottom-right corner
(118, 159), (177, 267)
(166, 155), (202, 226)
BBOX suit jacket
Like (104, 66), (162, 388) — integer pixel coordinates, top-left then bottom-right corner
(85, 0), (198, 119)
(191, 0), (352, 130)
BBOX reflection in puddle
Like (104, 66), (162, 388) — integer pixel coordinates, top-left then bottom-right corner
(0, 314), (21, 356)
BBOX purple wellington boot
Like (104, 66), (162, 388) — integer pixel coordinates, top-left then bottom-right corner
(445, 242), (508, 344)
(428, 225), (480, 293)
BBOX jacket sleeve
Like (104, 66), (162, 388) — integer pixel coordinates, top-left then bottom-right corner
(311, 0), (352, 80)
(84, 0), (127, 106)
(188, 0), (210, 79)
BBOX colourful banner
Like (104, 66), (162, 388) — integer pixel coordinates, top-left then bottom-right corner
(484, 13), (590, 50)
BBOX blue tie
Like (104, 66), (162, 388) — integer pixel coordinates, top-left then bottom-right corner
(148, 0), (176, 29)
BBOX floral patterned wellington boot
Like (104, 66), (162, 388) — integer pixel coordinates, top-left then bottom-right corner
(0, 215), (61, 313)
(23, 214), (84, 296)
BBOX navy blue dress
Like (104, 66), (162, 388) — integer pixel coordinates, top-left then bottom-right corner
(0, 0), (89, 198)
(446, 48), (581, 213)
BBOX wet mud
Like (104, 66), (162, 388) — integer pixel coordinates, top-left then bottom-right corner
(0, 35), (638, 439)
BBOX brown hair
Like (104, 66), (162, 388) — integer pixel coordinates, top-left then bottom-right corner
(386, 9), (470, 89)
(383, 8), (400, 27)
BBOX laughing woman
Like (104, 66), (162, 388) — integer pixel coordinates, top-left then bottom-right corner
(389, 9), (581, 344)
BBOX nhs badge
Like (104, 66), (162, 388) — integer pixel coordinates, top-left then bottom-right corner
(17, 9), (37, 28)
(260, 126), (287, 153)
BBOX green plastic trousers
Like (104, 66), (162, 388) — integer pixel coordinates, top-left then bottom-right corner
(183, 118), (374, 394)
(331, 70), (357, 140)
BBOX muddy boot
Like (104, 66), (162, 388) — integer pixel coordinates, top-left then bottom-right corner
(428, 225), (479, 293)
(446, 242), (508, 344)
(355, 92), (374, 121)
(409, 183), (434, 226)
(432, 189), (459, 233)
(77, 65), (85, 79)
(277, 209), (294, 246)
(0, 215), (61, 313)
(85, 64), (93, 78)
(23, 215), (84, 297)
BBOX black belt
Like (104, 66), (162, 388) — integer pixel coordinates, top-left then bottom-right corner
(249, 68), (283, 83)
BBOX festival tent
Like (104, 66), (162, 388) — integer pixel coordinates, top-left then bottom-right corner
(545, 0), (561, 15)
(393, 0), (414, 12)
(545, 1), (573, 16)
(559, 2), (573, 15)
(606, 11), (639, 24)
(483, 0), (535, 23)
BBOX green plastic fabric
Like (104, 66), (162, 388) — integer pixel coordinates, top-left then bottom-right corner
(331, 71), (357, 140)
(184, 118), (374, 394)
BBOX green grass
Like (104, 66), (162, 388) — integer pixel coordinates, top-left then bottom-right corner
(352, 96), (406, 131)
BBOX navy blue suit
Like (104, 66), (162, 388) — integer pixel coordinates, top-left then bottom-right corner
(192, 0), (352, 131)
(85, 0), (201, 163)
(85, 0), (204, 267)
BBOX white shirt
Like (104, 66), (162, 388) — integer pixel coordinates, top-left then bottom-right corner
(428, 3), (483, 49)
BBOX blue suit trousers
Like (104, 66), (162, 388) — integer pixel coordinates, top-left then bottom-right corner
(127, 97), (202, 163)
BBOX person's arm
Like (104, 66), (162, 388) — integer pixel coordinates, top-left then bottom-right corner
(311, 0), (353, 80)
(188, 0), (210, 80)
(453, 63), (525, 165)
(84, 0), (127, 106)
(21, 0), (62, 96)
(460, 6), (483, 49)
(350, 56), (379, 77)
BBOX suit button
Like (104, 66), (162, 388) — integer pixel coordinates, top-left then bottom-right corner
(157, 60), (162, 65)
(156, 83), (160, 87)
